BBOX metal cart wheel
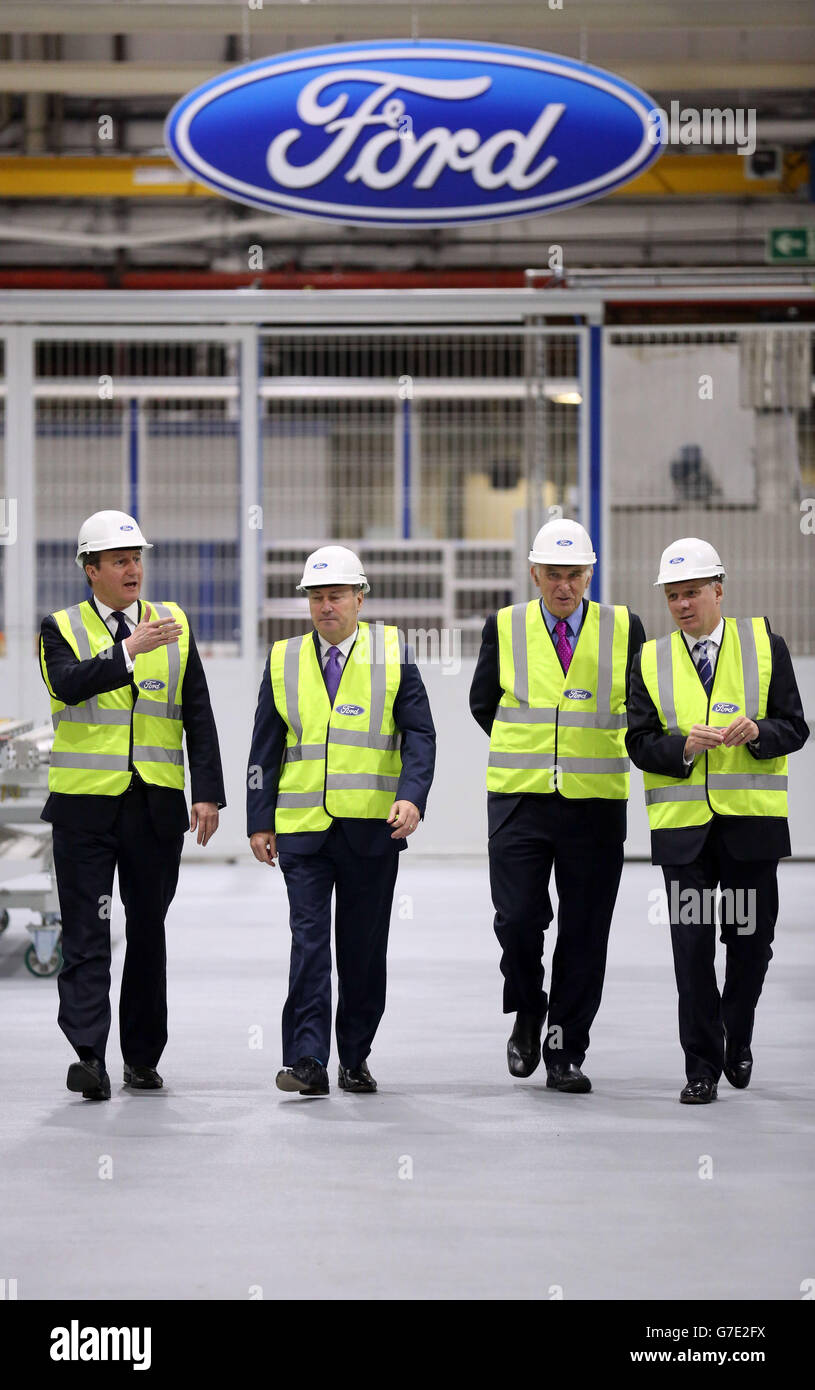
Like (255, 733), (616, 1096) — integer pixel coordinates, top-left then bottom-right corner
(24, 942), (63, 977)
(0, 909), (9, 935)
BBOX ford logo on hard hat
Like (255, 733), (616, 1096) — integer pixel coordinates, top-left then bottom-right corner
(138, 679), (166, 691)
(556, 539), (573, 546)
(712, 702), (740, 714)
(120, 524), (134, 531)
(564, 688), (592, 700)
(336, 704), (365, 716)
(313, 562), (328, 569)
(669, 556), (684, 564)
(164, 40), (662, 228)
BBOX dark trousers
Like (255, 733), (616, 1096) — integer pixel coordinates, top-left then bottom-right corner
(277, 825), (400, 1068)
(51, 780), (184, 1066)
(488, 797), (624, 1066)
(662, 822), (778, 1082)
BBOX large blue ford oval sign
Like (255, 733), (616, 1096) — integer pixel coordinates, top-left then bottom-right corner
(165, 40), (662, 227)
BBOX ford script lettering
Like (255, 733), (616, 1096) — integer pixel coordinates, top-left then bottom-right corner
(336, 704), (366, 716)
(138, 679), (166, 692)
(564, 689), (592, 700)
(165, 40), (661, 227)
(712, 702), (740, 714)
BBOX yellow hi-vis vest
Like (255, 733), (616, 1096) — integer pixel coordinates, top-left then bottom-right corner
(269, 621), (403, 833)
(41, 599), (189, 795)
(487, 600), (631, 799)
(639, 616), (788, 830)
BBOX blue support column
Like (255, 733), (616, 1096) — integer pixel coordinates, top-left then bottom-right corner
(401, 395), (412, 539)
(128, 397), (139, 520)
(589, 323), (603, 601)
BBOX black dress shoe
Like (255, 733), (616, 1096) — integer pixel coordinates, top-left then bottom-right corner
(123, 1064), (163, 1090)
(546, 1061), (592, 1093)
(275, 1057), (329, 1095)
(680, 1078), (718, 1104)
(723, 1034), (753, 1089)
(507, 1012), (545, 1078)
(338, 1061), (377, 1093)
(66, 1058), (110, 1101)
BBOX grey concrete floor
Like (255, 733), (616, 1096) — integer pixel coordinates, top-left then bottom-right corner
(0, 860), (813, 1301)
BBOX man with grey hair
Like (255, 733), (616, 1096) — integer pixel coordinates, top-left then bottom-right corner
(471, 517), (645, 1094)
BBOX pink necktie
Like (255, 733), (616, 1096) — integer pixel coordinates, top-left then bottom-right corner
(554, 619), (572, 673)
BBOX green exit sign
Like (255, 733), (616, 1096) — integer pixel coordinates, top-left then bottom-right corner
(766, 228), (815, 262)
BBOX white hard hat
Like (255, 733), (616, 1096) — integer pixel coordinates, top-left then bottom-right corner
(654, 537), (726, 587)
(75, 510), (153, 568)
(529, 517), (597, 566)
(296, 545), (370, 593)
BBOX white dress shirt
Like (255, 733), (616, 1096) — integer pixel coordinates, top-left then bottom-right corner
(94, 597), (138, 673)
(681, 616), (724, 674)
(317, 625), (358, 672)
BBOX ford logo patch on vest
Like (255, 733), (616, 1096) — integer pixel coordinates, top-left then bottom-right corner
(336, 703), (365, 716)
(165, 41), (662, 227)
(138, 679), (166, 692)
(564, 688), (592, 700)
(712, 702), (740, 714)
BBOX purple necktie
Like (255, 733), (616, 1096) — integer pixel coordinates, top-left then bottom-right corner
(324, 645), (342, 704)
(554, 619), (573, 673)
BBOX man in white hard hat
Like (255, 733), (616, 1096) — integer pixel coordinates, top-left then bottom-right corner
(39, 510), (225, 1101)
(247, 545), (435, 1096)
(626, 538), (809, 1104)
(470, 517), (645, 1093)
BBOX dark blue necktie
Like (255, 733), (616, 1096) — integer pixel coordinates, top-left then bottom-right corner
(324, 646), (342, 705)
(110, 610), (130, 643)
(693, 640), (713, 696)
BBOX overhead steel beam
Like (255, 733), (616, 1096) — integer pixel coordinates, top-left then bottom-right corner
(3, 59), (813, 96)
(0, 286), (813, 329)
(1, 2), (813, 35)
(1, 154), (808, 201)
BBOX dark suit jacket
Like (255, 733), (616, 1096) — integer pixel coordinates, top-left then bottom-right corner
(625, 620), (809, 865)
(246, 627), (436, 856)
(469, 597), (646, 842)
(39, 596), (226, 839)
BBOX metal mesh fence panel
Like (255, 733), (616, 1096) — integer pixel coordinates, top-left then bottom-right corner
(606, 327), (815, 652)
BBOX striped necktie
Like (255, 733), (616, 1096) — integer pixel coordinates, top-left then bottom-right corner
(693, 639), (713, 695)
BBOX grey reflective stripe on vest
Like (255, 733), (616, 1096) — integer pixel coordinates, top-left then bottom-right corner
(132, 699), (183, 720)
(494, 706), (557, 724)
(328, 728), (401, 751)
(489, 751), (555, 770)
(133, 746), (184, 765)
(595, 604), (616, 711)
(736, 618), (760, 720)
(326, 773), (399, 792)
(63, 603), (101, 722)
(655, 634), (680, 735)
(367, 623), (390, 735)
(488, 751), (627, 773)
(283, 743), (325, 762)
(557, 711), (627, 729)
(283, 634), (307, 741)
(151, 603), (182, 703)
(52, 705), (131, 728)
(277, 791), (325, 808)
(644, 785), (708, 806)
(708, 773), (788, 792)
(50, 751), (130, 770)
(495, 710), (631, 731)
(510, 603), (529, 705)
